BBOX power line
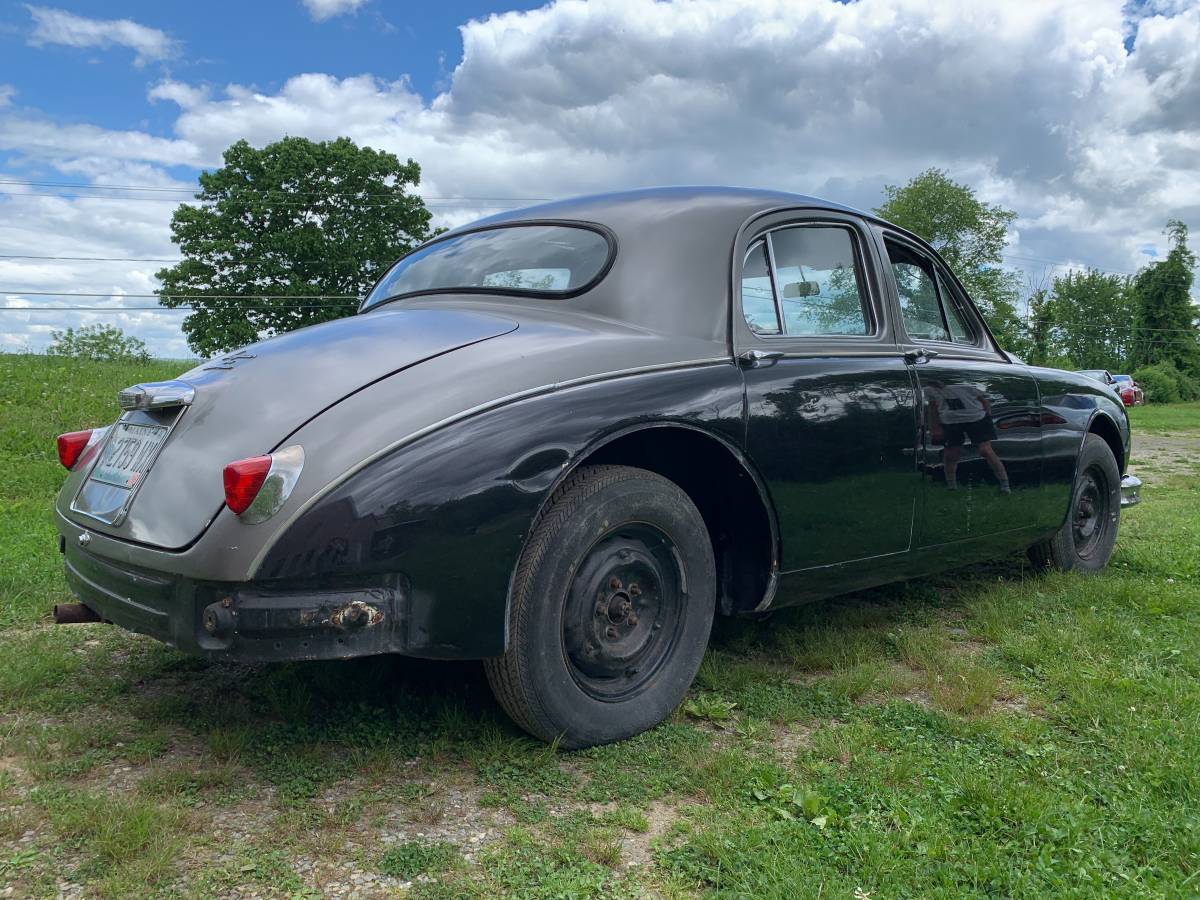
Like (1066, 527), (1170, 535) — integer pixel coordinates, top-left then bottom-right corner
(0, 290), (357, 298)
(1, 253), (181, 262)
(0, 177), (552, 205)
(0, 190), (536, 211)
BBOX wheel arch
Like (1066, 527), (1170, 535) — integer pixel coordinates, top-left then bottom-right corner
(1085, 410), (1127, 474)
(523, 422), (781, 619)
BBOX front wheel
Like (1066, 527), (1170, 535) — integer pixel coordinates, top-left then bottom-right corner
(1028, 434), (1121, 573)
(484, 465), (716, 749)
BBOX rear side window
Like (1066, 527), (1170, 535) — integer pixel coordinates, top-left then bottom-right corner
(739, 225), (872, 337)
(363, 224), (612, 310)
(886, 240), (980, 345)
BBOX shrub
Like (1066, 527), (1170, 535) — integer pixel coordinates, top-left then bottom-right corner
(1132, 363), (1182, 403)
(47, 325), (150, 363)
(1176, 370), (1200, 402)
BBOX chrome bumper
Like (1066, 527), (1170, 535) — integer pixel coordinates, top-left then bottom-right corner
(1121, 474), (1142, 507)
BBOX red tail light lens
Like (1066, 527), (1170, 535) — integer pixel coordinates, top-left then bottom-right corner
(57, 430), (93, 469)
(222, 456), (273, 515)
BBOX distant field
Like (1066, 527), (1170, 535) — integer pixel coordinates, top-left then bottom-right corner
(0, 353), (1197, 897)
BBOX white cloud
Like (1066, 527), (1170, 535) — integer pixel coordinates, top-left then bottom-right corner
(2, 0), (1198, 355)
(301, 0), (369, 22)
(26, 5), (177, 66)
(0, 85), (15, 108)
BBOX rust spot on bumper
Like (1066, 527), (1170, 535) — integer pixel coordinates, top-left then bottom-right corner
(298, 597), (385, 631)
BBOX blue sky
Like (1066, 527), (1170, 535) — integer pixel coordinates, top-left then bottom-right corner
(1, 0), (543, 165)
(0, 0), (1197, 356)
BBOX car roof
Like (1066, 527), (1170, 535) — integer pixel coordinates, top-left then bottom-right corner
(456, 185), (879, 234)
(415, 186), (953, 346)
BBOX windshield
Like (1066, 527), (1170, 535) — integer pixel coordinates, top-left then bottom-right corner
(362, 224), (612, 311)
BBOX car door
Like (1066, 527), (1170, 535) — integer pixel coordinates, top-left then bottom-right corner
(877, 231), (1041, 548)
(736, 211), (919, 574)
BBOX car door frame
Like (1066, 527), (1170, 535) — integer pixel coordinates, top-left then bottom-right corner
(730, 207), (922, 590)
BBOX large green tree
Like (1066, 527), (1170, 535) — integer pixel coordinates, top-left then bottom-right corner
(157, 137), (434, 356)
(1048, 269), (1134, 369)
(1130, 219), (1199, 373)
(875, 168), (1023, 347)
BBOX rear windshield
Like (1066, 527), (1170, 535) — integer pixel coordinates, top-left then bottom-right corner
(362, 224), (612, 310)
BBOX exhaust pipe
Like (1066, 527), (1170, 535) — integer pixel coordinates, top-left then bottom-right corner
(53, 603), (103, 624)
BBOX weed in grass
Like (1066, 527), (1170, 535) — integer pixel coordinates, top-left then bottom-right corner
(137, 761), (241, 805)
(378, 839), (459, 879)
(682, 694), (737, 725)
(206, 725), (252, 763)
(30, 784), (190, 890)
(596, 803), (649, 833)
(751, 782), (832, 827)
(578, 828), (623, 868)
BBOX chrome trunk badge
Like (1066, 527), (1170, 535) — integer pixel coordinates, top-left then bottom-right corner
(77, 532), (91, 547)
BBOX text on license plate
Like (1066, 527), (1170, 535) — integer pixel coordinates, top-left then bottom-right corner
(90, 422), (169, 488)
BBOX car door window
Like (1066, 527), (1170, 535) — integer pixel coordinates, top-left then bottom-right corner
(741, 240), (781, 335)
(767, 226), (870, 336)
(936, 272), (976, 344)
(885, 241), (949, 342)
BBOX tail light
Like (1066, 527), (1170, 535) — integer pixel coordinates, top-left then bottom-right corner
(222, 445), (304, 523)
(56, 427), (107, 470)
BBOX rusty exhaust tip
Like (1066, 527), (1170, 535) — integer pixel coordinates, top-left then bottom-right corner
(53, 602), (103, 624)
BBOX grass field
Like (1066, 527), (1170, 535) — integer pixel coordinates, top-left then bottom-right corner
(1, 354), (1198, 897)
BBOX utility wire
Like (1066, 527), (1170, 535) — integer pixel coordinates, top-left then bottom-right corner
(0, 177), (552, 204)
(0, 291), (357, 298)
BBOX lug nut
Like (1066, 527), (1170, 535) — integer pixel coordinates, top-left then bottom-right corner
(629, 584), (641, 597)
(606, 625), (618, 639)
(627, 613), (639, 626)
(609, 577), (623, 590)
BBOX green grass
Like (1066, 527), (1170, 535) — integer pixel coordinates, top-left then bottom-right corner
(1, 352), (1198, 896)
(1127, 400), (1200, 433)
(0, 353), (190, 627)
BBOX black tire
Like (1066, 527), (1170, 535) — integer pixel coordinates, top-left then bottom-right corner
(1028, 434), (1121, 574)
(484, 464), (716, 749)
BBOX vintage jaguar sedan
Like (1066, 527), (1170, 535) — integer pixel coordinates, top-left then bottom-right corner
(53, 187), (1141, 748)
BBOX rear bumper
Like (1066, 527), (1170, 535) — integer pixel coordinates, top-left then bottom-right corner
(61, 539), (412, 662)
(1120, 474), (1142, 508)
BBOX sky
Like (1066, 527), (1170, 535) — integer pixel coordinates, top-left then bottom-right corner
(0, 0), (1197, 357)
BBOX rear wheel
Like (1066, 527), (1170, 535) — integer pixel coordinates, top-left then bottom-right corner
(1028, 434), (1121, 573)
(484, 465), (715, 749)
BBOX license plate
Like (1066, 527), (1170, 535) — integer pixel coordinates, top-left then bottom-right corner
(89, 422), (169, 489)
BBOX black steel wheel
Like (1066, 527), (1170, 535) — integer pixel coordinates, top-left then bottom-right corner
(1028, 434), (1121, 573)
(562, 523), (685, 702)
(485, 465), (715, 749)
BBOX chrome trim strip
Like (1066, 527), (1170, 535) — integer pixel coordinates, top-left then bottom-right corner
(249, 357), (730, 574)
(1120, 474), (1142, 507)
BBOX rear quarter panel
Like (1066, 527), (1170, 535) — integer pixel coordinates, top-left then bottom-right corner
(256, 362), (745, 658)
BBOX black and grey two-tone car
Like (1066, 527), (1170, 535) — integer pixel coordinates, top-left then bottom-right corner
(53, 187), (1141, 748)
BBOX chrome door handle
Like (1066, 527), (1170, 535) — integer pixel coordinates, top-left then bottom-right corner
(904, 348), (939, 364)
(738, 349), (784, 368)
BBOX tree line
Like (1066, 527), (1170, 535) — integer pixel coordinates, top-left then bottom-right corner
(142, 139), (1197, 402)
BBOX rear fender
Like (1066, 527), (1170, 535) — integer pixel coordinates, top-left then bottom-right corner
(255, 364), (745, 658)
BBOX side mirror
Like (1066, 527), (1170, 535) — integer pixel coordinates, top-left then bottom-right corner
(782, 281), (820, 298)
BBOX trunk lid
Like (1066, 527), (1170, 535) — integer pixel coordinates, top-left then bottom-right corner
(64, 306), (517, 549)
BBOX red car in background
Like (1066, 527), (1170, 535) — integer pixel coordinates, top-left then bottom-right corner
(1080, 370), (1143, 406)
